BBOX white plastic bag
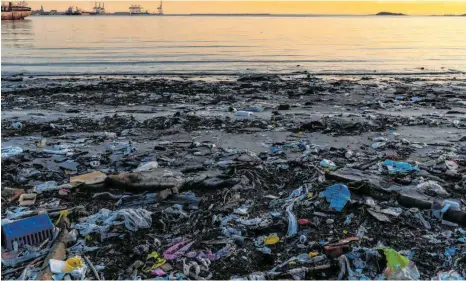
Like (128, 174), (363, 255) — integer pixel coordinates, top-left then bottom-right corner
(74, 208), (152, 241)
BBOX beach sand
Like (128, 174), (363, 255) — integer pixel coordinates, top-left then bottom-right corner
(1, 73), (465, 279)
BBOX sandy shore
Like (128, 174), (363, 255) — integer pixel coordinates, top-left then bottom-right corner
(1, 74), (465, 280)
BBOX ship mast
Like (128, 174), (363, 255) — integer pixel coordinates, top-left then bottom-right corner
(157, 0), (163, 15)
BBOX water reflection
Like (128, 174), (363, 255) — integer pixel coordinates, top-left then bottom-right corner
(1, 16), (466, 75)
(2, 19), (34, 49)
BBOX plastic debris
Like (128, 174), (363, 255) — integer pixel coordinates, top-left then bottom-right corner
(320, 184), (351, 211)
(235, 111), (253, 118)
(244, 106), (264, 112)
(11, 121), (23, 129)
(383, 248), (420, 280)
(435, 270), (465, 281)
(18, 193), (37, 206)
(134, 161), (159, 172)
(1, 146), (23, 158)
(285, 204), (298, 237)
(163, 240), (195, 260)
(264, 235), (280, 245)
(344, 213), (354, 225)
(320, 159), (337, 170)
(2, 74), (466, 280)
(34, 181), (58, 193)
(70, 172), (107, 185)
(416, 181), (450, 196)
(384, 159), (419, 174)
(74, 208), (152, 241)
(371, 142), (386, 149)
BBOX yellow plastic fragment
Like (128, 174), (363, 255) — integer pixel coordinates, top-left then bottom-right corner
(264, 235), (280, 245)
(142, 251), (167, 273)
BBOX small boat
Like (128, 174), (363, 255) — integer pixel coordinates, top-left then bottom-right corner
(1, 1), (32, 20)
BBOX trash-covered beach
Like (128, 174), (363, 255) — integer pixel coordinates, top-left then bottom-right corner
(1, 73), (465, 280)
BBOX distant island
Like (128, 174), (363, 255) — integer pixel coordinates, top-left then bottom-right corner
(376, 12), (406, 16)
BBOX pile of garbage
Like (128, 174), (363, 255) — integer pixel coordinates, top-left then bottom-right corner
(1, 74), (466, 280)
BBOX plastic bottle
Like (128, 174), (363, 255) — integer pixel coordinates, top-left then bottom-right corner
(235, 111), (253, 118)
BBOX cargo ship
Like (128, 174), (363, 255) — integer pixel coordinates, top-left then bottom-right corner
(1, 1), (32, 20)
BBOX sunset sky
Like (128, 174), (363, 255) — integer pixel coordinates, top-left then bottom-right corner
(29, 1), (466, 15)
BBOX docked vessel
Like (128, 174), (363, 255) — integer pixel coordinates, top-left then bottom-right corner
(1, 1), (32, 20)
(129, 4), (149, 15)
(65, 6), (82, 15)
(90, 2), (105, 15)
(128, 1), (163, 15)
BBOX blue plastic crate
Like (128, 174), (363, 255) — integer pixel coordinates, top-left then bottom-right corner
(2, 214), (54, 250)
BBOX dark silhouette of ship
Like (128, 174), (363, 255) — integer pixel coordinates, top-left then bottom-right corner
(1, 1), (32, 20)
(65, 6), (82, 15)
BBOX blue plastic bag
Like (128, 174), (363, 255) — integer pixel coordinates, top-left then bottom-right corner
(383, 159), (419, 174)
(320, 184), (351, 211)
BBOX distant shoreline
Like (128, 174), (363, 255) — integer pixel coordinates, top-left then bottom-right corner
(28, 13), (466, 17)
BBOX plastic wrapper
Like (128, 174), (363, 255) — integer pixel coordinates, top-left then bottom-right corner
(74, 208), (152, 241)
(286, 203), (297, 237)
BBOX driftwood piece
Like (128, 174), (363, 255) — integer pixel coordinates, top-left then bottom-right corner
(104, 169), (238, 192)
(104, 169), (184, 191)
(398, 190), (466, 226)
(37, 217), (70, 280)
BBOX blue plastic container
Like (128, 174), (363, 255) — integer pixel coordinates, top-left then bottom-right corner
(2, 214), (54, 250)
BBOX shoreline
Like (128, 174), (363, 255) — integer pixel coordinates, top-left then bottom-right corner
(1, 74), (465, 280)
(2, 70), (465, 78)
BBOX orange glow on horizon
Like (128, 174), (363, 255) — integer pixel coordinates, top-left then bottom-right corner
(29, 1), (466, 15)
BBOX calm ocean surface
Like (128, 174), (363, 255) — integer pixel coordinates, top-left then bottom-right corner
(2, 16), (466, 75)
